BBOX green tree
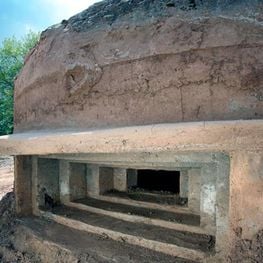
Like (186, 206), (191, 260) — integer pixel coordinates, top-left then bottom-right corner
(0, 31), (39, 135)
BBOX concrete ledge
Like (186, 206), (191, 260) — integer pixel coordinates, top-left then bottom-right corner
(67, 201), (207, 235)
(0, 120), (262, 155)
(88, 193), (192, 215)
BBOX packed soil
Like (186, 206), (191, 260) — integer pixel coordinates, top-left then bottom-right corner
(0, 192), (39, 263)
(228, 228), (263, 263)
(0, 156), (35, 262)
(0, 156), (14, 200)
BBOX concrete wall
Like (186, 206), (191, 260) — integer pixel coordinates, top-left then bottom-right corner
(37, 158), (59, 207)
(127, 169), (138, 188)
(70, 163), (87, 200)
(99, 167), (114, 194)
(14, 156), (32, 216)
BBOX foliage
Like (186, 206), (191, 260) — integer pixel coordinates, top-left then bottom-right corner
(0, 31), (39, 135)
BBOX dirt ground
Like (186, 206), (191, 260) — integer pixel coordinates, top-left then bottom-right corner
(0, 156), (14, 200)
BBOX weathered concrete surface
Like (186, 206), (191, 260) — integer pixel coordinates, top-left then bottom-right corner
(14, 1), (263, 132)
(180, 170), (189, 199)
(0, 120), (262, 155)
(113, 168), (127, 192)
(14, 156), (32, 216)
(59, 160), (70, 203)
(37, 158), (60, 206)
(99, 167), (114, 194)
(188, 169), (200, 214)
(70, 163), (87, 200)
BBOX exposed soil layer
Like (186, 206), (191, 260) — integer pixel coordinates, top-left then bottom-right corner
(228, 228), (263, 263)
(66, 0), (262, 32)
(0, 192), (38, 263)
(75, 196), (197, 225)
(0, 156), (14, 200)
(51, 205), (215, 252)
(106, 188), (187, 206)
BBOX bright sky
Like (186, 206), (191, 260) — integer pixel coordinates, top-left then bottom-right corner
(0, 0), (100, 43)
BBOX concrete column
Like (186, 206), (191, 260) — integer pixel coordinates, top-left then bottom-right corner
(180, 170), (189, 198)
(113, 168), (127, 192)
(59, 160), (70, 203)
(14, 156), (32, 216)
(214, 153), (230, 259)
(200, 164), (217, 235)
(86, 164), (100, 195)
(127, 169), (138, 188)
(31, 156), (40, 215)
(188, 168), (201, 214)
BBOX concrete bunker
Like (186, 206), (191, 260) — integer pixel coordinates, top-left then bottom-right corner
(0, 0), (262, 262)
(14, 151), (231, 262)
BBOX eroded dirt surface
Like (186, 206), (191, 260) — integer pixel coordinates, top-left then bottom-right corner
(228, 228), (263, 263)
(0, 156), (14, 200)
(0, 192), (38, 263)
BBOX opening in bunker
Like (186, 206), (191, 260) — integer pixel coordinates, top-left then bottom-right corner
(136, 170), (180, 193)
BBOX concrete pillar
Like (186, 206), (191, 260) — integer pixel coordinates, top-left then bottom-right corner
(200, 164), (217, 235)
(59, 160), (70, 203)
(14, 156), (32, 216)
(215, 153), (230, 258)
(179, 170), (189, 198)
(86, 164), (100, 195)
(127, 169), (138, 188)
(113, 168), (127, 192)
(31, 156), (40, 215)
(188, 168), (201, 214)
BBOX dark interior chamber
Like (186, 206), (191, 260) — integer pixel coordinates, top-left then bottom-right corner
(136, 170), (180, 193)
